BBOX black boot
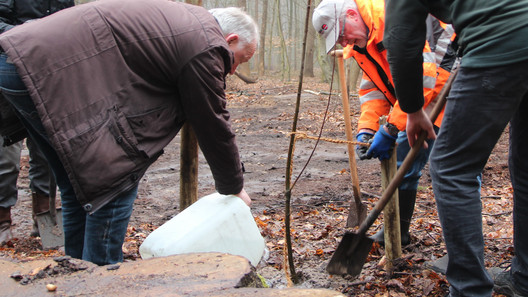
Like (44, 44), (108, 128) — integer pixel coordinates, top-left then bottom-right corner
(370, 189), (417, 246)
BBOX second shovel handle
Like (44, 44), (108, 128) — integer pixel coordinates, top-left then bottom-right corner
(337, 56), (362, 203)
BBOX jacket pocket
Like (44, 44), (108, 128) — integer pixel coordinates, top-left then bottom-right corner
(108, 106), (147, 161)
(65, 106), (146, 190)
(126, 104), (180, 158)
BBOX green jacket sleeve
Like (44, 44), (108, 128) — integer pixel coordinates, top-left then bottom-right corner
(384, 0), (430, 114)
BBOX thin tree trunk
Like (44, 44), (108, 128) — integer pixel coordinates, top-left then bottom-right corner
(304, 0), (316, 77)
(347, 58), (362, 95)
(185, 0), (202, 6)
(284, 0), (313, 284)
(236, 0), (251, 77)
(253, 1), (259, 72)
(276, 0), (290, 80)
(258, 0), (268, 75)
(289, 1), (295, 71)
(267, 0), (276, 73)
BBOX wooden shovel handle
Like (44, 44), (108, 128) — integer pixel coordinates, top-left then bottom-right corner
(357, 67), (459, 236)
(336, 54), (362, 203)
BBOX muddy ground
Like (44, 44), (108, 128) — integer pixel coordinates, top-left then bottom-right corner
(3, 75), (514, 296)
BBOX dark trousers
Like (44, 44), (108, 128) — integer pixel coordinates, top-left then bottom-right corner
(430, 61), (528, 296)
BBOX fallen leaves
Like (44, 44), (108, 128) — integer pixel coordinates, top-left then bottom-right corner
(0, 237), (63, 260)
(2, 78), (516, 297)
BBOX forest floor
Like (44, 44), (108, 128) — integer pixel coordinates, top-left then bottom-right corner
(1, 75), (514, 296)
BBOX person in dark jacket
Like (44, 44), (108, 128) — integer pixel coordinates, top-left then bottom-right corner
(0, 0), (259, 265)
(0, 0), (73, 245)
(384, 0), (528, 296)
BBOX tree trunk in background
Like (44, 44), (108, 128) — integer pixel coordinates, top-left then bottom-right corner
(289, 1), (296, 71)
(347, 58), (362, 96)
(304, 0), (316, 77)
(236, 0), (251, 77)
(258, 0), (268, 76)
(267, 0), (276, 74)
(276, 0), (290, 80)
(185, 0), (202, 6)
(253, 1), (260, 74)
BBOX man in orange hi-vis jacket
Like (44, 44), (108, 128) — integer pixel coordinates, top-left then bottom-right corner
(313, 0), (457, 248)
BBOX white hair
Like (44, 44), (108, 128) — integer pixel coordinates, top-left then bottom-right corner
(209, 7), (259, 48)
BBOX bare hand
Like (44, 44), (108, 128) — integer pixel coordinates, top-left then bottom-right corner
(406, 109), (436, 148)
(236, 188), (252, 206)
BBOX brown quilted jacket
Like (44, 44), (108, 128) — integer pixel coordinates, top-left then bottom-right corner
(0, 0), (243, 213)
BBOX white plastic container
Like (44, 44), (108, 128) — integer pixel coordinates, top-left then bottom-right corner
(139, 192), (266, 267)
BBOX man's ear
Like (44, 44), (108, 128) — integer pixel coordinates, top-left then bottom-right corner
(346, 8), (359, 20)
(226, 33), (239, 45)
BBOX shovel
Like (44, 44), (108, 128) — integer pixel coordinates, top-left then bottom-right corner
(36, 175), (64, 249)
(332, 50), (367, 227)
(327, 66), (459, 276)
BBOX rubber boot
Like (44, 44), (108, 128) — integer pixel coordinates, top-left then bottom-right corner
(31, 192), (50, 237)
(0, 207), (13, 245)
(370, 189), (417, 246)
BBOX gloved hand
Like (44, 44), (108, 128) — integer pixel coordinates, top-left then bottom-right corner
(367, 126), (397, 160)
(356, 132), (374, 160)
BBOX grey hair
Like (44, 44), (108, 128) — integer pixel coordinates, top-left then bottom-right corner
(209, 7), (259, 48)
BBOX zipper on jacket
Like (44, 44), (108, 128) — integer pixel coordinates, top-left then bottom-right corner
(354, 45), (396, 106)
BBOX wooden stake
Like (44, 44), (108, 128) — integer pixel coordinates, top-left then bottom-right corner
(180, 123), (198, 210)
(379, 116), (401, 274)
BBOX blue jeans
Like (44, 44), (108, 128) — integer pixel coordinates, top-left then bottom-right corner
(396, 127), (438, 191)
(430, 62), (528, 296)
(0, 53), (137, 265)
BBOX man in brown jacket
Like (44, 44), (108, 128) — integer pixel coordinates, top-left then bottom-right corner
(0, 0), (258, 265)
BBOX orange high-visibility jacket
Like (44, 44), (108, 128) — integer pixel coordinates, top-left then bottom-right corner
(343, 0), (455, 133)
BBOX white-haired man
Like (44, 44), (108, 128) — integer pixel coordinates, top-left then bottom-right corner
(0, 0), (258, 265)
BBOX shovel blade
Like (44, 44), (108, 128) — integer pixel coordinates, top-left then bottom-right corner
(346, 201), (368, 228)
(36, 208), (64, 250)
(327, 231), (373, 276)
